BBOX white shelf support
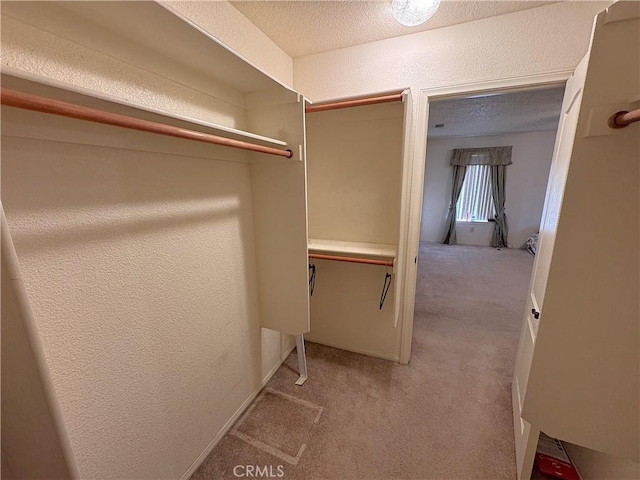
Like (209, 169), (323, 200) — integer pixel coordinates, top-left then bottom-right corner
(294, 335), (308, 386)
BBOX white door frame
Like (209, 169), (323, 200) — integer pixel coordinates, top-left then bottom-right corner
(399, 70), (573, 364)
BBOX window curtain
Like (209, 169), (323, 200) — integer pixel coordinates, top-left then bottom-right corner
(450, 146), (512, 167)
(442, 165), (467, 245)
(490, 165), (508, 248)
(443, 146), (512, 246)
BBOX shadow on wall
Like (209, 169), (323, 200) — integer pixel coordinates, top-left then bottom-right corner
(2, 137), (246, 251)
(1, 132), (266, 478)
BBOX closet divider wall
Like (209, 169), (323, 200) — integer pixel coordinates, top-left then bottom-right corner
(1, 1), (309, 478)
(305, 91), (412, 361)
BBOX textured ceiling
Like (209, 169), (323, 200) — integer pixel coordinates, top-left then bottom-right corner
(427, 87), (565, 137)
(229, 1), (559, 57)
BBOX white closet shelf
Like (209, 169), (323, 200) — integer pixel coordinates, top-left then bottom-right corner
(2, 1), (292, 96)
(308, 239), (397, 259)
(2, 1), (305, 162)
(1, 72), (289, 150)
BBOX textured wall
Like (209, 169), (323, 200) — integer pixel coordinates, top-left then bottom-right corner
(306, 103), (404, 359)
(2, 255), (71, 479)
(293, 2), (606, 349)
(421, 131), (556, 248)
(2, 0), (295, 129)
(162, 0), (298, 382)
(164, 1), (293, 87)
(293, 2), (608, 101)
(1, 2), (296, 478)
(307, 104), (403, 245)
(1, 13), (246, 130)
(2, 137), (262, 479)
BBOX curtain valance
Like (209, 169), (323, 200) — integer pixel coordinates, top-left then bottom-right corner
(450, 146), (513, 166)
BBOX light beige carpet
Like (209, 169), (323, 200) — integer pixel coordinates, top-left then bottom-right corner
(192, 243), (534, 480)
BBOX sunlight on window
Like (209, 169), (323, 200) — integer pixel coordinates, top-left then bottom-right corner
(456, 165), (495, 222)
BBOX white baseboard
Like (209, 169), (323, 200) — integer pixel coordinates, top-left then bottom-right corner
(305, 337), (400, 363)
(179, 343), (297, 480)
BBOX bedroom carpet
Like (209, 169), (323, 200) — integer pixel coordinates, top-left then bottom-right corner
(191, 243), (534, 480)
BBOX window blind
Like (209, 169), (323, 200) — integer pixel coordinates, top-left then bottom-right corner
(456, 165), (495, 222)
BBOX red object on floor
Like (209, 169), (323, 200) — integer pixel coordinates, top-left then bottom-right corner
(536, 453), (580, 480)
(535, 433), (580, 480)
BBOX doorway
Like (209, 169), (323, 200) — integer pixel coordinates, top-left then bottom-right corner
(398, 76), (572, 365)
(397, 83), (567, 479)
(421, 86), (566, 249)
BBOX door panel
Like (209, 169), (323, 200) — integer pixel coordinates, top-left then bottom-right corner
(528, 58), (587, 335)
(512, 34), (589, 480)
(523, 1), (640, 461)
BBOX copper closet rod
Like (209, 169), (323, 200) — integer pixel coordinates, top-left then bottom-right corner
(306, 92), (403, 114)
(309, 253), (393, 267)
(0, 88), (294, 158)
(608, 108), (640, 129)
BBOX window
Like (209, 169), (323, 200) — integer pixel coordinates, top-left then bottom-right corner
(456, 165), (495, 222)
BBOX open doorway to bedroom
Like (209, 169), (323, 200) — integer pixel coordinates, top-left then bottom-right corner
(408, 84), (565, 468)
(415, 84), (567, 324)
(420, 86), (566, 252)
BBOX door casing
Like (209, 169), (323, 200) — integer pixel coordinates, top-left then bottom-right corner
(399, 70), (573, 364)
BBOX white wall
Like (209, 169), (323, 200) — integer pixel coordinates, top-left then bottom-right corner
(292, 1), (606, 363)
(294, 2), (608, 100)
(421, 131), (557, 248)
(2, 254), (71, 479)
(293, 0), (608, 250)
(164, 1), (293, 87)
(1, 2), (296, 479)
(563, 443), (640, 480)
(305, 103), (404, 360)
(2, 138), (262, 480)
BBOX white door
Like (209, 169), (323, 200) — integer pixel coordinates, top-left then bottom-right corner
(514, 2), (640, 478)
(524, 0), (639, 458)
(511, 55), (588, 480)
(526, 56), (587, 340)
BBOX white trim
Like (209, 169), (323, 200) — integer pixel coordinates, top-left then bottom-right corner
(398, 70), (572, 365)
(178, 343), (296, 480)
(307, 86), (410, 105)
(416, 70), (572, 100)
(393, 88), (415, 329)
(397, 88), (428, 364)
(304, 337), (400, 363)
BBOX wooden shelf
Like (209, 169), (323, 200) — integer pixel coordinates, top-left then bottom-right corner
(308, 239), (397, 259)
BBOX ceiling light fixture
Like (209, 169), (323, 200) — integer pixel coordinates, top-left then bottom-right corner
(391, 0), (441, 27)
